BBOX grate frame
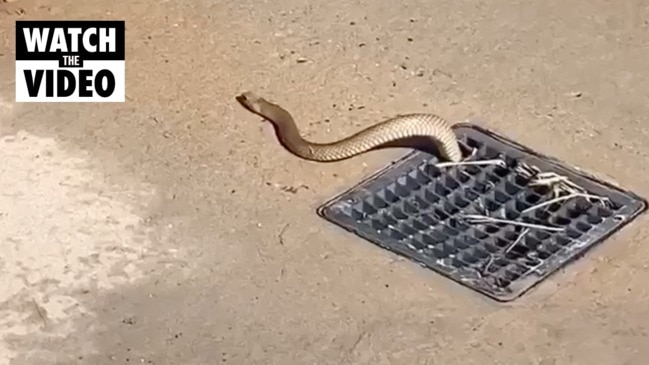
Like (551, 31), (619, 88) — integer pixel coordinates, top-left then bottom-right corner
(317, 122), (647, 301)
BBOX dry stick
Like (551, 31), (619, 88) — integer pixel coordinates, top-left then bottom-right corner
(522, 193), (610, 214)
(435, 159), (506, 169)
(482, 228), (530, 274)
(459, 214), (564, 232)
(515, 162), (610, 205)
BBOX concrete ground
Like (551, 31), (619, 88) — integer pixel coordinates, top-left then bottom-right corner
(1, 0), (649, 364)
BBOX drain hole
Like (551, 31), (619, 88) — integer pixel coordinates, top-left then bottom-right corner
(380, 189), (399, 204)
(503, 230), (520, 241)
(387, 228), (406, 240)
(465, 165), (481, 176)
(392, 182), (411, 197)
(403, 201), (418, 214)
(443, 176), (460, 190)
(555, 236), (571, 246)
(370, 219), (388, 231)
(457, 250), (479, 264)
(586, 214), (603, 224)
(484, 199), (500, 212)
(392, 207), (408, 220)
(434, 183), (451, 196)
(472, 181), (490, 194)
(371, 196), (389, 209)
(504, 181), (521, 195)
(431, 244), (455, 258)
(461, 235), (481, 246)
(608, 199), (623, 211)
(504, 210), (520, 220)
(411, 219), (428, 231)
(513, 174), (531, 187)
(410, 170), (432, 185)
(413, 196), (430, 210)
(442, 225), (460, 237)
(536, 250), (551, 260)
(525, 193), (541, 204)
(443, 201), (460, 215)
(360, 201), (378, 215)
(398, 175), (419, 190)
(533, 230), (551, 241)
(351, 208), (366, 221)
(453, 196), (470, 208)
(485, 173), (501, 185)
(596, 206), (613, 217)
(494, 190), (510, 204)
(399, 223), (417, 236)
(453, 237), (470, 250)
(565, 229), (582, 239)
(382, 214), (398, 226)
(523, 235), (541, 249)
(471, 229), (489, 240)
(421, 164), (441, 179)
(485, 225), (500, 234)
(531, 185), (551, 196)
(534, 210), (550, 220)
(409, 239), (426, 251)
(465, 137), (483, 149)
(428, 230), (450, 243)
(447, 217), (469, 231)
(538, 242), (561, 255)
(566, 208), (582, 219)
(453, 170), (471, 183)
(575, 221), (592, 233)
(551, 216), (571, 226)
(573, 198), (594, 212)
(514, 199), (532, 212)
(472, 247), (491, 260)
(493, 165), (509, 177)
(433, 208), (449, 221)
(423, 190), (440, 204)
(547, 203), (562, 212)
(463, 189), (480, 201)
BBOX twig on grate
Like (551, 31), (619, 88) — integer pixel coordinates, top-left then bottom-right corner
(514, 162), (611, 206)
(436, 158), (506, 169)
(481, 228), (530, 275)
(522, 193), (611, 214)
(459, 214), (564, 232)
(476, 198), (488, 216)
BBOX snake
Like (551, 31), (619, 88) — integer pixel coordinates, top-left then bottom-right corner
(236, 91), (463, 163)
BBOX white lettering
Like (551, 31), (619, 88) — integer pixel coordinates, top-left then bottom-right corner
(49, 28), (67, 52)
(82, 28), (96, 52)
(67, 28), (82, 52)
(98, 28), (116, 52)
(22, 28), (49, 52)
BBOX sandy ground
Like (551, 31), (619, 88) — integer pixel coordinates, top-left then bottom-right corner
(1, 0), (649, 364)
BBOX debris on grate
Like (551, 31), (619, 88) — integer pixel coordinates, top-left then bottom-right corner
(317, 122), (647, 301)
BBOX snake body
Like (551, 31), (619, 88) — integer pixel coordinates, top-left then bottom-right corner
(236, 91), (463, 163)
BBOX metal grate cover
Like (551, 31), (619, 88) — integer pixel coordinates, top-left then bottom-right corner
(317, 123), (647, 301)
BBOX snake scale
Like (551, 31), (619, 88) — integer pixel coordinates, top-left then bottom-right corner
(236, 91), (463, 163)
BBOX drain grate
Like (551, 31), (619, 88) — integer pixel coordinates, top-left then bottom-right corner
(317, 123), (647, 301)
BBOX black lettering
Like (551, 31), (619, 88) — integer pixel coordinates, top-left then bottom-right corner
(45, 69), (55, 97)
(78, 69), (93, 97)
(95, 70), (115, 97)
(57, 70), (75, 97)
(23, 70), (44, 97)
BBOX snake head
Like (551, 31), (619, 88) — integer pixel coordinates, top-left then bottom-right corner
(236, 91), (265, 115)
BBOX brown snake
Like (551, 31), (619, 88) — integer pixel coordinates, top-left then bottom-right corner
(236, 91), (463, 163)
